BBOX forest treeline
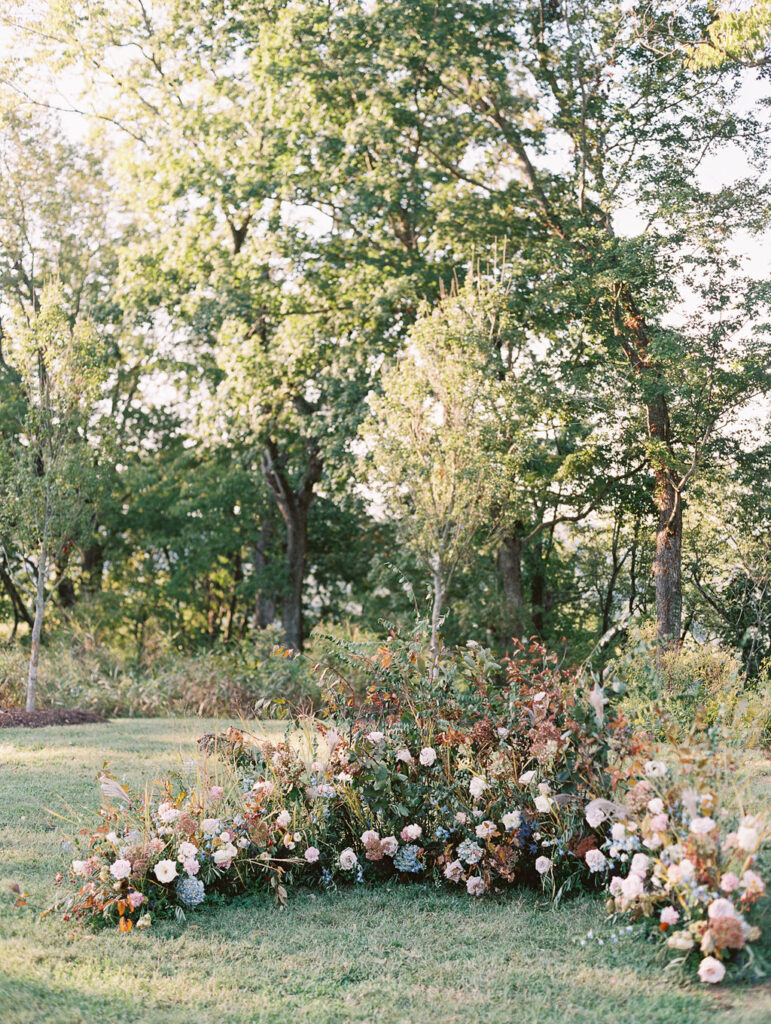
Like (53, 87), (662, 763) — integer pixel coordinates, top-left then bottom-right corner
(0, 2), (770, 686)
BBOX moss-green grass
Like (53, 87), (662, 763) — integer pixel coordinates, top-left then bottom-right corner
(1, 719), (769, 1024)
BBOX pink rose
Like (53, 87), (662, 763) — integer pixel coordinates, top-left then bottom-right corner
(109, 859), (132, 880)
(304, 846), (320, 863)
(183, 858), (200, 876)
(650, 813), (668, 832)
(128, 890), (145, 909)
(720, 872), (740, 893)
(400, 824), (422, 842)
(708, 898), (738, 921)
(660, 906), (679, 927)
(698, 956), (726, 984)
(466, 875), (486, 896)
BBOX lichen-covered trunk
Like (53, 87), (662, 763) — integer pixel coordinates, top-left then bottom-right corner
(654, 470), (682, 643)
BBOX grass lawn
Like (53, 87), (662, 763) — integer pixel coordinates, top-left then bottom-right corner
(1, 718), (770, 1024)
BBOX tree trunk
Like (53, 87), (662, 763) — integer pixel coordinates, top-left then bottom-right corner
(0, 560), (33, 631)
(654, 471), (682, 643)
(261, 440), (323, 653)
(499, 527), (525, 643)
(530, 541), (546, 637)
(253, 518), (276, 629)
(82, 541), (105, 593)
(282, 508), (307, 651)
(26, 544), (47, 712)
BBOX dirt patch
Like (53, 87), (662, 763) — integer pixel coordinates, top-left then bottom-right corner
(0, 707), (107, 728)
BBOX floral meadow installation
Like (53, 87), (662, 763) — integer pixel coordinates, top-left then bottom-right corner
(52, 629), (768, 987)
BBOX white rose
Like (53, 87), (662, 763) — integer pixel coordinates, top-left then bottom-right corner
(690, 817), (716, 837)
(153, 859), (178, 884)
(396, 749), (413, 764)
(585, 805), (606, 829)
(647, 798), (664, 815)
(213, 842), (237, 866)
(276, 810), (292, 829)
(419, 747), (437, 767)
(501, 810), (521, 831)
(366, 731), (385, 743)
(611, 822), (626, 842)
(178, 841), (198, 860)
(535, 856), (552, 874)
(736, 826), (760, 853)
(534, 795), (553, 814)
(518, 770), (536, 785)
(469, 777), (487, 800)
(304, 846), (320, 863)
(585, 849), (607, 872)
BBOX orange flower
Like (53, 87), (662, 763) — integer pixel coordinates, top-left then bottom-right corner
(119, 916), (133, 933)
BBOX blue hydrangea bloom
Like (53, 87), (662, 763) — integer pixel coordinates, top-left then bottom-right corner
(393, 843), (423, 873)
(457, 840), (483, 865)
(176, 876), (206, 907)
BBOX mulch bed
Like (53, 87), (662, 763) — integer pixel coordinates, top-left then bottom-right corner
(0, 708), (108, 728)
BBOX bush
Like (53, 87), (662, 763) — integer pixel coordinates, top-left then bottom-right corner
(609, 622), (771, 744)
(0, 622), (322, 716)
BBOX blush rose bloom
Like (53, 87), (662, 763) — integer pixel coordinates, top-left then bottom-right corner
(741, 869), (765, 896)
(698, 956), (726, 984)
(276, 810), (291, 829)
(720, 872), (740, 893)
(443, 859), (464, 883)
(466, 875), (486, 896)
(630, 853), (650, 877)
(400, 824), (422, 842)
(535, 856), (552, 874)
(183, 858), (200, 876)
(304, 846), (320, 863)
(339, 848), (358, 870)
(660, 906), (680, 926)
(109, 859), (132, 880)
(381, 836), (398, 856)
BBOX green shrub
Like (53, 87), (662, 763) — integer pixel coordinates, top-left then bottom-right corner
(610, 622), (771, 745)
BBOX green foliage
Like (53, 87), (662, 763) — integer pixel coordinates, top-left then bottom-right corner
(610, 621), (771, 744)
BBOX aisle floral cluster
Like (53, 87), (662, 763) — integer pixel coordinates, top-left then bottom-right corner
(584, 755), (769, 985)
(52, 632), (768, 988)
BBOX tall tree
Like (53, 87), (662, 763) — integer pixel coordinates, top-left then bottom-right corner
(0, 289), (105, 710)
